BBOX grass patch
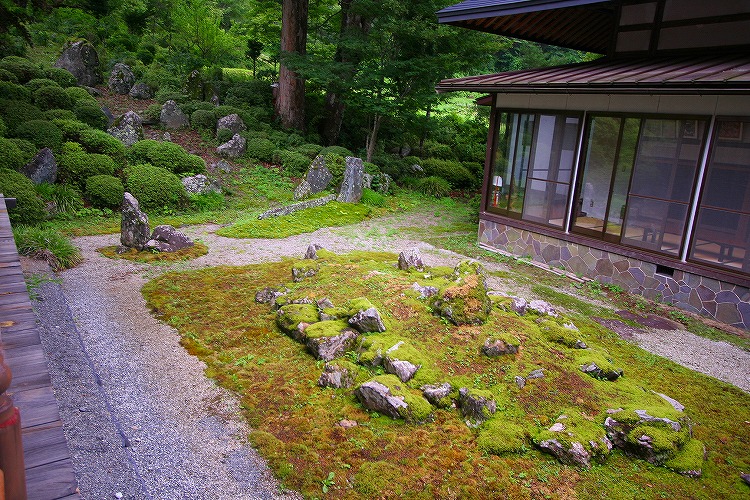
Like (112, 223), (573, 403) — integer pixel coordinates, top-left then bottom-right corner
(98, 242), (208, 262)
(142, 251), (750, 499)
(217, 202), (371, 239)
(12, 225), (82, 270)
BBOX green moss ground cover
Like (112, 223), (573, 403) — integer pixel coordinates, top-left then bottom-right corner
(142, 251), (750, 499)
(98, 242), (208, 262)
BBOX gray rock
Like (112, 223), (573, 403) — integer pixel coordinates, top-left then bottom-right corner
(526, 369), (545, 379)
(398, 248), (425, 271)
(144, 225), (194, 253)
(410, 163), (424, 174)
(216, 114), (246, 136)
(536, 439), (598, 469)
(120, 193), (150, 250)
(102, 106), (116, 127)
(337, 156), (364, 202)
(210, 94), (220, 106)
(536, 415), (613, 468)
(515, 376), (526, 389)
(184, 69), (203, 100)
(212, 160), (232, 173)
(384, 358), (420, 382)
(55, 40), (100, 86)
(481, 338), (519, 356)
(160, 100), (189, 129)
(216, 133), (246, 158)
(411, 282), (438, 299)
(304, 243), (323, 260)
(580, 362), (623, 381)
(255, 286), (288, 304)
(528, 299), (558, 317)
(348, 307), (386, 333)
(318, 362), (356, 389)
(293, 179), (312, 200)
(21, 148), (56, 184)
(421, 383), (452, 407)
(129, 83), (153, 100)
(654, 392), (685, 412)
(108, 111), (144, 146)
(316, 297), (334, 310)
(741, 473), (750, 486)
(292, 262), (319, 282)
(574, 340), (588, 349)
(258, 194), (336, 220)
(510, 297), (527, 315)
(374, 172), (392, 194)
(163, 132), (172, 142)
(182, 174), (221, 195)
(354, 380), (407, 419)
(362, 173), (373, 189)
(305, 156), (333, 194)
(458, 388), (496, 423)
(306, 326), (359, 362)
(108, 63), (135, 94)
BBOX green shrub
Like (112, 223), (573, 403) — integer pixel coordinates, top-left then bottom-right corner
(136, 46), (155, 65)
(294, 143), (323, 158)
(35, 182), (84, 215)
(44, 108), (77, 121)
(143, 103), (162, 123)
(77, 129), (126, 165)
(181, 100), (214, 115)
(191, 109), (216, 130)
(320, 145), (352, 157)
(25, 78), (60, 93)
(73, 103), (108, 130)
(189, 191), (224, 212)
(0, 99), (44, 132)
(421, 158), (475, 189)
(420, 139), (456, 160)
(52, 118), (93, 141)
(0, 116), (5, 137)
(216, 127), (234, 143)
(64, 86), (97, 106)
(11, 225), (81, 270)
(124, 163), (186, 210)
(361, 188), (386, 207)
(33, 85), (74, 110)
(7, 138), (38, 165)
(0, 168), (46, 225)
(44, 67), (77, 87)
(0, 81), (31, 101)
(61, 141), (84, 154)
(154, 88), (188, 103)
(58, 152), (117, 187)
(363, 161), (380, 175)
(245, 137), (276, 162)
(127, 139), (205, 175)
(276, 149), (310, 177)
(0, 56), (41, 83)
(14, 120), (63, 151)
(0, 138), (26, 170)
(0, 68), (17, 83)
(416, 175), (451, 197)
(325, 153), (346, 188)
(223, 80), (273, 107)
(85, 174), (125, 208)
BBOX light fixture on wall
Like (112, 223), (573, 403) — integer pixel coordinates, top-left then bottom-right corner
(492, 176), (503, 207)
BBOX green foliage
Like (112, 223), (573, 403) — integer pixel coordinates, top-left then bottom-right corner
(0, 81), (31, 101)
(33, 85), (74, 111)
(0, 168), (46, 225)
(0, 99), (44, 133)
(0, 116), (5, 137)
(43, 67), (77, 88)
(0, 137), (26, 170)
(360, 188), (385, 207)
(64, 86), (98, 106)
(245, 137), (276, 162)
(294, 143), (323, 158)
(78, 130), (127, 166)
(7, 138), (37, 165)
(74, 103), (108, 130)
(190, 109), (217, 130)
(124, 163), (186, 211)
(0, 56), (41, 83)
(477, 419), (528, 455)
(421, 158), (476, 189)
(0, 69), (17, 83)
(25, 78), (59, 93)
(127, 139), (206, 175)
(188, 191), (224, 212)
(181, 100), (215, 116)
(35, 182), (83, 216)
(44, 108), (76, 121)
(223, 80), (273, 108)
(320, 145), (352, 157)
(420, 140), (456, 160)
(143, 103), (162, 123)
(325, 153), (346, 188)
(14, 120), (63, 152)
(216, 127), (233, 143)
(416, 176), (451, 198)
(276, 149), (310, 177)
(52, 118), (93, 141)
(85, 175), (125, 209)
(58, 152), (117, 188)
(11, 225), (81, 270)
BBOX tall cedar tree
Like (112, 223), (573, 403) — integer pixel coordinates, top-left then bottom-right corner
(276, 0), (309, 130)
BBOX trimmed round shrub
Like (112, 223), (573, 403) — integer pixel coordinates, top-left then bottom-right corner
(245, 137), (276, 162)
(0, 69), (18, 83)
(61, 141), (85, 155)
(34, 85), (74, 111)
(64, 86), (98, 106)
(0, 99), (44, 133)
(191, 109), (216, 130)
(25, 78), (60, 93)
(0, 168), (46, 225)
(7, 138), (38, 165)
(181, 100), (215, 116)
(14, 120), (63, 151)
(0, 81), (31, 101)
(0, 116), (6, 137)
(44, 67), (77, 88)
(294, 143), (323, 158)
(124, 163), (185, 210)
(58, 152), (117, 187)
(85, 174), (125, 208)
(0, 138), (26, 170)
(421, 158), (475, 189)
(420, 140), (456, 160)
(276, 149), (310, 177)
(127, 139), (205, 175)
(78, 129), (126, 165)
(52, 118), (93, 141)
(44, 108), (77, 121)
(216, 127), (234, 144)
(416, 176), (451, 198)
(223, 80), (273, 108)
(320, 145), (352, 157)
(0, 56), (41, 83)
(73, 103), (108, 130)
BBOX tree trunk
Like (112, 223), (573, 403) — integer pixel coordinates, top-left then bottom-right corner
(275, 0), (308, 131)
(366, 113), (382, 163)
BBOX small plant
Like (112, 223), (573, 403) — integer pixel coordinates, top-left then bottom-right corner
(416, 176), (451, 198)
(12, 225), (82, 270)
(360, 188), (386, 207)
(320, 471), (335, 494)
(36, 182), (84, 215)
(24, 273), (62, 301)
(668, 310), (689, 323)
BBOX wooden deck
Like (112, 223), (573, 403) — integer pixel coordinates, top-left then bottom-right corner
(0, 196), (80, 499)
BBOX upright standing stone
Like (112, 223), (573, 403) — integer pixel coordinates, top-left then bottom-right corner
(306, 155), (333, 194)
(54, 40), (100, 86)
(337, 156), (364, 203)
(21, 148), (56, 184)
(120, 193), (150, 250)
(107, 111), (144, 146)
(108, 63), (135, 94)
(160, 100), (189, 129)
(216, 133), (246, 158)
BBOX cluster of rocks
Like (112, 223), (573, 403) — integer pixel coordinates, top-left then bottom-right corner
(119, 193), (194, 253)
(293, 155), (392, 203)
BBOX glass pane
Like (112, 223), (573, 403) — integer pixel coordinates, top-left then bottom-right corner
(488, 113), (514, 211)
(691, 209), (750, 272)
(522, 180), (568, 227)
(606, 118), (640, 236)
(509, 114), (534, 214)
(622, 197), (687, 255)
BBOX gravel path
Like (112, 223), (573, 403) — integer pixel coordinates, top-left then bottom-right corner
(26, 213), (750, 498)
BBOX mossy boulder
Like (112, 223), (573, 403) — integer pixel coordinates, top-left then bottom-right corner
(539, 319), (587, 349)
(354, 374), (433, 423)
(534, 410), (613, 468)
(291, 260), (319, 282)
(458, 388), (496, 424)
(477, 419), (528, 456)
(420, 382), (454, 408)
(304, 320), (359, 361)
(318, 359), (363, 389)
(664, 438), (705, 477)
(431, 271), (492, 326)
(481, 335), (521, 356)
(320, 306), (348, 321)
(276, 303), (319, 340)
(577, 349), (623, 381)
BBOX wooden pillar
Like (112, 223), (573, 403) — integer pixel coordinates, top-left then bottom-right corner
(0, 347), (26, 500)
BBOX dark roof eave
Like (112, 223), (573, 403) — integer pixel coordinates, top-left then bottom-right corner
(436, 0), (609, 23)
(436, 84), (750, 95)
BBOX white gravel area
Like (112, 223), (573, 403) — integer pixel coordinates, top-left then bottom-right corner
(29, 212), (750, 498)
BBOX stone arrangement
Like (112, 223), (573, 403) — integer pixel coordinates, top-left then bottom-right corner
(54, 40), (100, 86)
(119, 193), (193, 253)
